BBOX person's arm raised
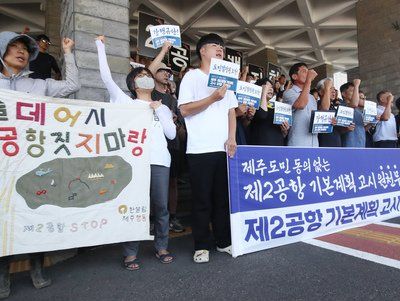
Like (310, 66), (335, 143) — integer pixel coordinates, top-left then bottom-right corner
(148, 41), (172, 75)
(318, 79), (332, 111)
(292, 69), (317, 110)
(95, 35), (127, 103)
(348, 79), (361, 108)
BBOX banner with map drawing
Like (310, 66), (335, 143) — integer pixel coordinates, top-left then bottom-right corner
(0, 89), (153, 257)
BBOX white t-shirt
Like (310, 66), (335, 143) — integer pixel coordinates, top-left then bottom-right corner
(96, 40), (175, 167)
(373, 105), (397, 142)
(178, 68), (238, 154)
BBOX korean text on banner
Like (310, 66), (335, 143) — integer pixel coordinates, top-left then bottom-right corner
(236, 81), (262, 109)
(208, 58), (240, 91)
(273, 102), (293, 126)
(150, 25), (181, 49)
(363, 100), (378, 124)
(310, 111), (335, 134)
(336, 105), (354, 127)
(229, 146), (400, 257)
(0, 89), (153, 257)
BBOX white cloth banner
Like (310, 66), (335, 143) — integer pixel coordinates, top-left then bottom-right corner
(0, 89), (153, 256)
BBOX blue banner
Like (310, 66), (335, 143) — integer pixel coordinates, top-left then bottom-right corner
(228, 146), (400, 257)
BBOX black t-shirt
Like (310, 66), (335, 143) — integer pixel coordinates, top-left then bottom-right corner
(151, 90), (181, 150)
(248, 107), (285, 146)
(29, 52), (60, 80)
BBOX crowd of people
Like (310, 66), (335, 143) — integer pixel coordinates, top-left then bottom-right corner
(0, 28), (399, 299)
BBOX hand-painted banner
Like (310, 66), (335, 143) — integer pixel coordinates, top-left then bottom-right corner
(229, 146), (400, 257)
(0, 89), (153, 257)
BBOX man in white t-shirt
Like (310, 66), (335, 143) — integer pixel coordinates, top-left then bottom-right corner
(178, 33), (238, 263)
(373, 90), (397, 148)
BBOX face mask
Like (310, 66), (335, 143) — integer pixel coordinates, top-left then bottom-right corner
(250, 80), (256, 84)
(135, 76), (155, 90)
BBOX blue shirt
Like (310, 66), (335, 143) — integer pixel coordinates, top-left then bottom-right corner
(283, 85), (319, 147)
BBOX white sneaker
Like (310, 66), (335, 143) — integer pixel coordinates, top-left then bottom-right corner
(193, 250), (209, 263)
(216, 245), (232, 255)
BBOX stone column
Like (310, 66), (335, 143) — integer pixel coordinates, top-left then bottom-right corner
(246, 48), (279, 75)
(356, 0), (400, 100)
(60, 0), (130, 101)
(45, 0), (61, 60)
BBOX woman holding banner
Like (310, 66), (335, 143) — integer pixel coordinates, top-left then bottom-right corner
(95, 36), (176, 270)
(0, 30), (80, 298)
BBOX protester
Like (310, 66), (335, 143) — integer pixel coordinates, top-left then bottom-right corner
(395, 97), (400, 146)
(340, 80), (367, 148)
(96, 35), (176, 269)
(361, 91), (375, 148)
(0, 30), (80, 298)
(178, 33), (237, 263)
(373, 90), (397, 148)
(148, 42), (185, 233)
(29, 34), (61, 80)
(316, 78), (347, 147)
(248, 78), (290, 146)
(235, 103), (256, 145)
(283, 62), (318, 147)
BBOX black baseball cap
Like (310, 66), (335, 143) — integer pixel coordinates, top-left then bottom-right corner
(36, 34), (51, 44)
(196, 33), (224, 58)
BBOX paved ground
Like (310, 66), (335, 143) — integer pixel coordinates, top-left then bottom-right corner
(5, 218), (400, 301)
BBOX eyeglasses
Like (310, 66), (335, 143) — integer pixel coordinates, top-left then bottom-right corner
(41, 39), (51, 45)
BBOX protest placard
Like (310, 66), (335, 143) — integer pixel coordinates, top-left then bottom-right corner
(336, 105), (354, 127)
(207, 58), (240, 91)
(310, 111), (336, 134)
(273, 101), (293, 126)
(236, 81), (262, 109)
(150, 25), (181, 49)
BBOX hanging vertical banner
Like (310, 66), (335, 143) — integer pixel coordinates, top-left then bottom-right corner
(137, 12), (164, 58)
(0, 89), (153, 257)
(169, 42), (191, 73)
(229, 146), (400, 257)
(266, 62), (281, 81)
(225, 47), (243, 71)
(248, 64), (264, 80)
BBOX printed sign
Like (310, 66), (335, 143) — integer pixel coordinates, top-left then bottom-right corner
(310, 111), (335, 134)
(225, 48), (243, 71)
(169, 42), (191, 73)
(273, 101), (293, 126)
(229, 146), (400, 257)
(336, 105), (354, 127)
(363, 100), (378, 124)
(150, 25), (181, 49)
(137, 12), (164, 58)
(235, 81), (262, 109)
(207, 58), (240, 91)
(0, 89), (153, 257)
(248, 64), (264, 80)
(266, 62), (281, 82)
